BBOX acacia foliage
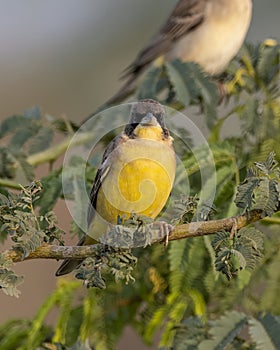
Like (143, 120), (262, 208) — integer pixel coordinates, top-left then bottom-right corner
(0, 40), (280, 349)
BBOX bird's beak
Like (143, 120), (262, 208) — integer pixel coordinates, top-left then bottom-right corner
(140, 113), (159, 126)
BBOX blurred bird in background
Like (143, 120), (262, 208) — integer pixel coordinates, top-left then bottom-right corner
(102, 0), (252, 108)
(56, 99), (176, 276)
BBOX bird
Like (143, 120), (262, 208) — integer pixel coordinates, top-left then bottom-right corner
(56, 99), (176, 276)
(102, 0), (252, 107)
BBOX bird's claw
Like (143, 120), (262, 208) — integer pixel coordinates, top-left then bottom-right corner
(151, 221), (173, 247)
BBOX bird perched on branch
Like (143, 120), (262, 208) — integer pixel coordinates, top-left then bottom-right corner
(56, 99), (176, 276)
(103, 0), (252, 107)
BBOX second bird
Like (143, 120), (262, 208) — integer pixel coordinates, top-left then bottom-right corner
(105, 0), (252, 105)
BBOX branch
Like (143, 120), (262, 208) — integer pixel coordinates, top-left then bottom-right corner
(26, 131), (94, 166)
(3, 209), (264, 263)
(0, 132), (95, 191)
(0, 178), (22, 190)
(261, 216), (280, 225)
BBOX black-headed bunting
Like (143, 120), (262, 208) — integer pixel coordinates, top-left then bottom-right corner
(56, 99), (176, 276)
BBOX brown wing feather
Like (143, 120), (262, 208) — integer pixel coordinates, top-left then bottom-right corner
(87, 134), (128, 225)
(56, 134), (128, 276)
(88, 1), (207, 112)
(123, 0), (207, 77)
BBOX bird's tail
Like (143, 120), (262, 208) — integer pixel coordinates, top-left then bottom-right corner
(104, 74), (137, 106)
(82, 75), (137, 125)
(55, 258), (83, 276)
(55, 236), (86, 276)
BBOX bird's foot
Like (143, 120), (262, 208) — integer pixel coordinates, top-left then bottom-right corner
(150, 221), (173, 247)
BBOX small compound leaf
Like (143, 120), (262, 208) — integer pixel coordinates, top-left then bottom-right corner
(249, 314), (280, 350)
(198, 311), (247, 350)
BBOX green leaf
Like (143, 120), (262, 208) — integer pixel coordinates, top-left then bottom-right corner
(0, 320), (31, 350)
(213, 226), (264, 279)
(198, 311), (247, 350)
(166, 60), (218, 128)
(0, 181), (63, 263)
(169, 239), (191, 273)
(239, 227), (264, 252)
(0, 267), (24, 298)
(36, 170), (62, 215)
(10, 151), (34, 182)
(172, 317), (207, 350)
(235, 176), (260, 211)
(10, 127), (37, 149)
(249, 314), (280, 350)
(235, 152), (280, 214)
(53, 284), (77, 345)
(240, 96), (259, 135)
(253, 178), (279, 216)
(0, 148), (16, 179)
(0, 115), (33, 138)
(12, 229), (45, 260)
(165, 61), (192, 104)
(22, 280), (80, 350)
(65, 306), (84, 346)
(29, 126), (54, 154)
(205, 164), (235, 211)
(255, 151), (279, 175)
(212, 231), (231, 252)
(70, 339), (93, 350)
(137, 65), (163, 99)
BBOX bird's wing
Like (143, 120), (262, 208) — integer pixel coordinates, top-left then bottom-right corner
(56, 135), (128, 277)
(123, 0), (207, 77)
(87, 133), (128, 225)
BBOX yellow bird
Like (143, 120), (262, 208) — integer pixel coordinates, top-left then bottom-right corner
(56, 99), (176, 276)
(104, 0), (252, 106)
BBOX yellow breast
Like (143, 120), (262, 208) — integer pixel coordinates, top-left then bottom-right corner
(97, 137), (175, 221)
(88, 132), (176, 241)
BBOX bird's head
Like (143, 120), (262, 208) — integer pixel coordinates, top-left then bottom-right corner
(125, 99), (170, 139)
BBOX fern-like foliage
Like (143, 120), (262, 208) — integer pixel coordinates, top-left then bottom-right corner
(167, 194), (216, 225)
(212, 227), (264, 280)
(0, 181), (65, 295)
(0, 181), (64, 258)
(165, 60), (219, 128)
(162, 311), (280, 350)
(169, 317), (208, 350)
(0, 254), (23, 297)
(141, 236), (210, 347)
(136, 60), (219, 128)
(249, 313), (280, 350)
(199, 311), (248, 350)
(0, 107), (57, 182)
(235, 152), (280, 216)
(0, 107), (59, 153)
(0, 319), (51, 350)
(74, 248), (137, 289)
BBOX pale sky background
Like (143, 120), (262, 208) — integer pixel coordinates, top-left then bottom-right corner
(0, 1), (279, 349)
